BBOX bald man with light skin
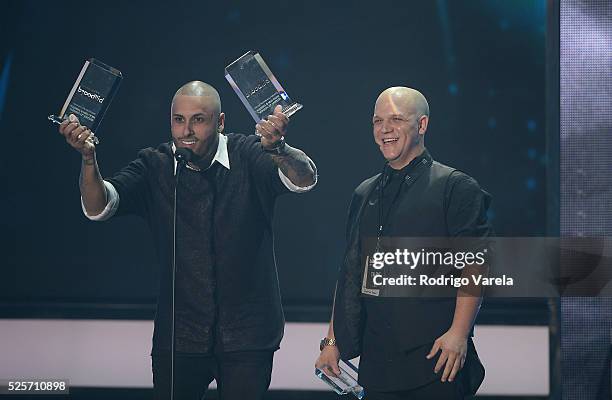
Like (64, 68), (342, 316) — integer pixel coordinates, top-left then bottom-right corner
(316, 87), (485, 398)
(59, 80), (317, 399)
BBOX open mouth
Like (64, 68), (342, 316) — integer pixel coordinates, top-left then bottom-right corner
(180, 139), (197, 146)
(382, 138), (399, 144)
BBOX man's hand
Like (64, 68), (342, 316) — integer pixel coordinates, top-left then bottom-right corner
(315, 345), (341, 378)
(426, 328), (468, 382)
(256, 105), (288, 149)
(59, 114), (96, 158)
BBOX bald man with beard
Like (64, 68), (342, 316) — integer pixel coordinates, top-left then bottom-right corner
(59, 81), (317, 399)
(316, 87), (490, 399)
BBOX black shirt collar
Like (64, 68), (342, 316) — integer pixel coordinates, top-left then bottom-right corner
(386, 148), (432, 178)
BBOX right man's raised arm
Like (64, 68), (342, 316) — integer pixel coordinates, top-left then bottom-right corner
(58, 114), (108, 216)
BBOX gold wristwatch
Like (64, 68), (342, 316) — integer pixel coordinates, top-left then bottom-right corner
(320, 337), (336, 351)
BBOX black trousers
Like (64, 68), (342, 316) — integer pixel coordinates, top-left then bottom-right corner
(152, 351), (274, 400)
(365, 378), (465, 400)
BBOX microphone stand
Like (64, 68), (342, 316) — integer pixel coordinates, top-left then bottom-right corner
(171, 149), (191, 400)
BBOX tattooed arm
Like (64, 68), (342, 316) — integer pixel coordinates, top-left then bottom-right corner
(268, 144), (316, 187)
(59, 114), (108, 215)
(256, 105), (316, 188)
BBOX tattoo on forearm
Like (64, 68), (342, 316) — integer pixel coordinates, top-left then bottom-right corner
(83, 158), (95, 166)
(270, 145), (315, 187)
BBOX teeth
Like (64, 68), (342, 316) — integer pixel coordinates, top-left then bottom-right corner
(181, 140), (196, 144)
(383, 138), (399, 144)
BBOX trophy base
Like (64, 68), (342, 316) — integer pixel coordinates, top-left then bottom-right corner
(48, 115), (100, 145)
(315, 368), (365, 399)
(282, 103), (303, 119)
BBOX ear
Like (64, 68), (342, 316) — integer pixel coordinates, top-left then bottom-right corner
(418, 115), (429, 134)
(217, 112), (225, 133)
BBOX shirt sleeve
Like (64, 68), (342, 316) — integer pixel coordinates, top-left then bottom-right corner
(445, 171), (493, 238)
(104, 150), (151, 218)
(243, 135), (291, 198)
(81, 180), (120, 221)
(277, 155), (318, 193)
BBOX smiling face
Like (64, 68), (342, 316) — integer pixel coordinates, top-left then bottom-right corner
(372, 87), (429, 169)
(171, 94), (224, 157)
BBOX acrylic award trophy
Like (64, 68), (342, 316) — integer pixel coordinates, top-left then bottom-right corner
(315, 360), (365, 399)
(224, 50), (302, 123)
(48, 58), (122, 144)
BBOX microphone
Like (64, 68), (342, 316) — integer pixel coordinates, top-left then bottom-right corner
(170, 145), (193, 400)
(175, 147), (194, 165)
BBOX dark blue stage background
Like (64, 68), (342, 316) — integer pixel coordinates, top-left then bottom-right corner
(0, 0), (546, 313)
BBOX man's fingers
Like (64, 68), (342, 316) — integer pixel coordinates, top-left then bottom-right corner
(323, 366), (336, 378)
(426, 341), (441, 359)
(433, 350), (448, 373)
(59, 118), (71, 133)
(76, 129), (92, 146)
(69, 125), (86, 144)
(272, 104), (288, 119)
(256, 121), (273, 137)
(441, 353), (456, 381)
(331, 362), (340, 376)
(326, 363), (340, 378)
(258, 120), (281, 137)
(268, 114), (287, 130)
(447, 357), (463, 382)
(62, 121), (79, 137)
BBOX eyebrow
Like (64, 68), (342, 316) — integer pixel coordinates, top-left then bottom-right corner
(172, 112), (210, 118)
(372, 113), (406, 119)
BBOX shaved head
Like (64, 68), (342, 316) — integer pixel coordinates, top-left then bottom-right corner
(171, 81), (225, 158)
(372, 87), (430, 169)
(173, 81), (221, 116)
(375, 87), (429, 118)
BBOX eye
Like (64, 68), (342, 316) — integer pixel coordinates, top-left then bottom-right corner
(173, 116), (184, 123)
(373, 119), (381, 125)
(194, 116), (205, 123)
(392, 116), (403, 121)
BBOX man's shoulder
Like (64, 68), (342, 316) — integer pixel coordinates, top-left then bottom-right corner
(431, 160), (481, 188)
(125, 142), (172, 170)
(354, 173), (381, 196)
(436, 164), (490, 203)
(135, 142), (172, 158)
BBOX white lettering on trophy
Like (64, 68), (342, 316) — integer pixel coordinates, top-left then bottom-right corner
(245, 79), (271, 98)
(77, 86), (105, 104)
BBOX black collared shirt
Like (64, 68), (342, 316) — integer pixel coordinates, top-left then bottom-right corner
(106, 134), (295, 354)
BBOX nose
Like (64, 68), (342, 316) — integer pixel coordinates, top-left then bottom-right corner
(183, 121), (194, 137)
(380, 119), (393, 134)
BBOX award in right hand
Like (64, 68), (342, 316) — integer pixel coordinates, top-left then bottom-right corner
(48, 58), (122, 144)
(224, 50), (302, 123)
(315, 360), (365, 399)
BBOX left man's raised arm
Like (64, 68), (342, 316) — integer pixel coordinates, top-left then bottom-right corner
(256, 105), (316, 188)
